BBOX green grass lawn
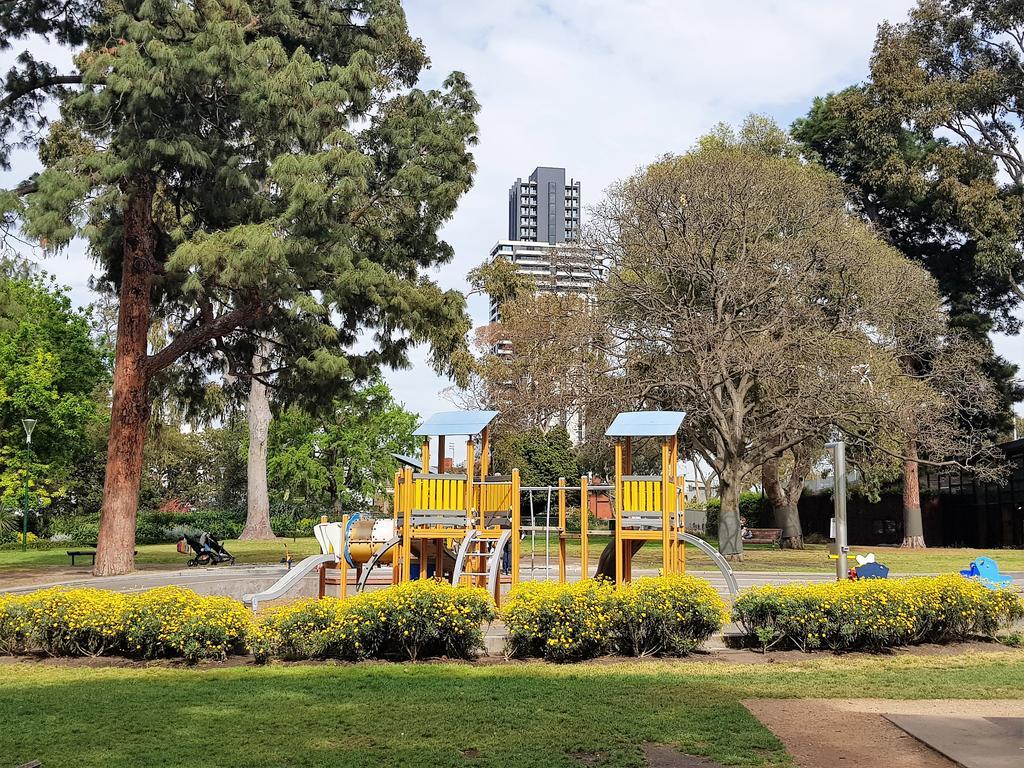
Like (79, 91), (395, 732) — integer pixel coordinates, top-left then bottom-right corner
(1, 650), (1022, 767)
(0, 537), (320, 574)
(3, 536), (1022, 577)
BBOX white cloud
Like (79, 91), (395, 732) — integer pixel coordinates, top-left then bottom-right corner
(9, 1), (960, 419)
(392, 0), (921, 416)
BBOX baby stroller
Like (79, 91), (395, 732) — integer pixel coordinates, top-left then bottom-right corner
(177, 531), (235, 567)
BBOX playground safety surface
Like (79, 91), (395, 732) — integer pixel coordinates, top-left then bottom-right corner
(744, 699), (1024, 768)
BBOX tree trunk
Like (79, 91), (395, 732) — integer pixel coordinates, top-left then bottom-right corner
(717, 470), (744, 560)
(901, 438), (926, 548)
(240, 343), (275, 540)
(693, 460), (716, 504)
(94, 177), (157, 576)
(763, 446), (810, 550)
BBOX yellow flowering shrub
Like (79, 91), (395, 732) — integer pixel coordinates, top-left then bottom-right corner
(733, 575), (1024, 652)
(616, 576), (729, 657)
(2, 588), (129, 657)
(120, 587), (251, 662)
(0, 587), (251, 662)
(254, 579), (497, 662)
(504, 576), (728, 662)
(504, 579), (619, 662)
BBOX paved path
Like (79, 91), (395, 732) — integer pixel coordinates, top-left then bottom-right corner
(747, 700), (1024, 768)
(0, 564), (841, 601)
(886, 713), (1024, 768)
(3, 563), (1020, 606)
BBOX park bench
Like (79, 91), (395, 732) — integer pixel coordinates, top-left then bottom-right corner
(66, 550), (137, 566)
(743, 527), (783, 547)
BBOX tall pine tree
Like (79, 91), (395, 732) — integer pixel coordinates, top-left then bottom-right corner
(1, 0), (477, 574)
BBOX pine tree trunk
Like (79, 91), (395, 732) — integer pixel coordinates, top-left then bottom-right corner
(717, 471), (744, 561)
(94, 178), (157, 576)
(901, 439), (926, 548)
(241, 343), (274, 540)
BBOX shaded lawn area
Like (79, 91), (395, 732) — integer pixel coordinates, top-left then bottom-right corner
(0, 537), (320, 573)
(3, 537), (1022, 577)
(1, 651), (1022, 768)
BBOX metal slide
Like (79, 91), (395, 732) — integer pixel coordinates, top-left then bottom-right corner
(243, 553), (338, 612)
(594, 534), (740, 597)
(356, 535), (401, 592)
(354, 537), (457, 592)
(678, 532), (740, 596)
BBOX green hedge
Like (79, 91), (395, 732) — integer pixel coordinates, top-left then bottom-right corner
(732, 575), (1024, 652)
(703, 491), (772, 532)
(504, 576), (728, 662)
(44, 509), (250, 546)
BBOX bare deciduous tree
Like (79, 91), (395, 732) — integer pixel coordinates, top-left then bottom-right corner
(588, 138), (997, 558)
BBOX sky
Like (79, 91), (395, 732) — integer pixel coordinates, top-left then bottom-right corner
(4, 0), (1022, 418)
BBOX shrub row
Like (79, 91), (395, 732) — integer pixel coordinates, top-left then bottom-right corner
(504, 576), (729, 662)
(251, 580), (496, 662)
(0, 586), (250, 662)
(41, 511), (317, 547)
(3, 575), (1018, 665)
(732, 575), (1024, 652)
(0, 581), (496, 664)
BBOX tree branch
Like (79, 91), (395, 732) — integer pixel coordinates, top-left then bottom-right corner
(144, 301), (262, 377)
(0, 73), (86, 112)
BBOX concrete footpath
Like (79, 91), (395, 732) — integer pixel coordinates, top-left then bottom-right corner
(0, 564), (842, 601)
(746, 700), (1024, 768)
(886, 713), (1024, 768)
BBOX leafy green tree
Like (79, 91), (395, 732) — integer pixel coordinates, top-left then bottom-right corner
(492, 428), (578, 490)
(792, 87), (1021, 399)
(268, 380), (418, 513)
(0, 270), (108, 516)
(1, 1), (477, 573)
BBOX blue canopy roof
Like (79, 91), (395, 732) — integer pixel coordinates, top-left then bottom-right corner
(392, 453), (423, 470)
(413, 410), (499, 437)
(605, 411), (685, 437)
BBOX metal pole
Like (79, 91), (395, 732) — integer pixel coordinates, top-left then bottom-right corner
(22, 459), (28, 552)
(21, 421), (35, 552)
(544, 486), (551, 580)
(830, 441), (849, 580)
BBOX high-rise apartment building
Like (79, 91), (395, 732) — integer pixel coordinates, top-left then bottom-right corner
(487, 240), (597, 324)
(489, 167), (596, 324)
(488, 167), (596, 443)
(508, 166), (581, 244)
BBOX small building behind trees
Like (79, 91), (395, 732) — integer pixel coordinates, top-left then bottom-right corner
(799, 439), (1024, 549)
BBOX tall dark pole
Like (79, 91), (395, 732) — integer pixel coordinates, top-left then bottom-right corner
(21, 419), (36, 552)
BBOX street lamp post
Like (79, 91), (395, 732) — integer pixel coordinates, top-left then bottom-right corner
(21, 419), (36, 552)
(825, 440), (848, 581)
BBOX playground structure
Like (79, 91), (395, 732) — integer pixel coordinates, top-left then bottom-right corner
(593, 411), (686, 585)
(245, 408), (740, 611)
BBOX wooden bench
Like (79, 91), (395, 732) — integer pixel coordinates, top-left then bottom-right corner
(67, 550), (137, 566)
(743, 528), (783, 547)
